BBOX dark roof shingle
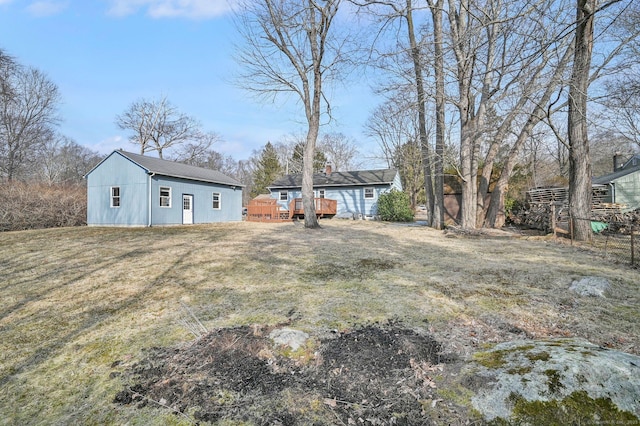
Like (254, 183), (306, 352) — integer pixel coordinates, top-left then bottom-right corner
(593, 165), (640, 185)
(269, 169), (398, 189)
(117, 150), (243, 187)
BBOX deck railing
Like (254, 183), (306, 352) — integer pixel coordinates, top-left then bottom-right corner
(246, 199), (290, 222)
(289, 198), (337, 218)
(247, 197), (337, 222)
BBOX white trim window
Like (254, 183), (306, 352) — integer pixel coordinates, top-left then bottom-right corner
(279, 191), (288, 201)
(110, 186), (120, 208)
(317, 189), (326, 199)
(159, 186), (171, 207)
(212, 192), (221, 209)
(364, 187), (375, 199)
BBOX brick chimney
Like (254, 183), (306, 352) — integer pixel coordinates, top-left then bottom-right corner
(325, 162), (332, 176)
(613, 153), (624, 172)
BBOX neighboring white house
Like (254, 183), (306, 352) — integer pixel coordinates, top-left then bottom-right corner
(85, 150), (244, 226)
(268, 165), (402, 218)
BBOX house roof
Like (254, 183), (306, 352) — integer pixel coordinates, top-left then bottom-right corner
(268, 169), (398, 189)
(87, 150), (244, 187)
(592, 165), (640, 185)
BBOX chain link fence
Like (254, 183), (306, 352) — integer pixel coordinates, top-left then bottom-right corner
(567, 217), (639, 268)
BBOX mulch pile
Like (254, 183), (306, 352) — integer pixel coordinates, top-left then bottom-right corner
(113, 321), (465, 425)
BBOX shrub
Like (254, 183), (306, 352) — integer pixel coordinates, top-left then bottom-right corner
(377, 189), (414, 222)
(0, 182), (87, 231)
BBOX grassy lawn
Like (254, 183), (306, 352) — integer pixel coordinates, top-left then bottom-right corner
(0, 220), (638, 424)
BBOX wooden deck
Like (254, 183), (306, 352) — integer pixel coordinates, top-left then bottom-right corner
(246, 197), (336, 222)
(246, 198), (291, 222)
(289, 198), (337, 219)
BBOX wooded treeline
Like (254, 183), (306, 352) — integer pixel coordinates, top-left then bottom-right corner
(351, 0), (640, 238)
(230, 0), (640, 237)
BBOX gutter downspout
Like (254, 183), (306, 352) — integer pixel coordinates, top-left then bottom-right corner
(148, 172), (155, 227)
(609, 183), (615, 204)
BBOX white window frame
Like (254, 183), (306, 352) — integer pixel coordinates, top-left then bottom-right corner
(279, 191), (288, 201)
(364, 187), (375, 199)
(317, 189), (326, 199)
(212, 192), (221, 210)
(159, 186), (171, 208)
(110, 186), (120, 208)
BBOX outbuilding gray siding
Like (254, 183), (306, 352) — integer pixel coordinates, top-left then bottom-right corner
(85, 150), (243, 226)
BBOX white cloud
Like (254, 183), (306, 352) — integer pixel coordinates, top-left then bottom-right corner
(107, 0), (238, 20)
(92, 135), (127, 155)
(26, 0), (69, 17)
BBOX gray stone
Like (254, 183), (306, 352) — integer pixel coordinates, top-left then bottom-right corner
(569, 276), (611, 297)
(469, 339), (640, 422)
(269, 328), (309, 351)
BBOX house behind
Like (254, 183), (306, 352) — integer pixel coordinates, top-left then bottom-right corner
(268, 165), (402, 219)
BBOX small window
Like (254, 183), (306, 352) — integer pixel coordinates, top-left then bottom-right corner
(317, 189), (326, 199)
(159, 186), (171, 207)
(279, 191), (288, 201)
(212, 192), (221, 209)
(364, 187), (375, 199)
(110, 186), (120, 208)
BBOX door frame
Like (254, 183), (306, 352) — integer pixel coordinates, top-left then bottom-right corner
(182, 194), (194, 224)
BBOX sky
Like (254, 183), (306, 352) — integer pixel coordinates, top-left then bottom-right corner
(0, 0), (382, 166)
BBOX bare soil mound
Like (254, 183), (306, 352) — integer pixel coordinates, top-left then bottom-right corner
(113, 321), (464, 425)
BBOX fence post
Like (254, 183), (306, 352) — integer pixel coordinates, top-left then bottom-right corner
(631, 227), (635, 266)
(569, 211), (574, 245)
(551, 203), (556, 238)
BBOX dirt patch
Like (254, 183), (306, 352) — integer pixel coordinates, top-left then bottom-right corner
(113, 321), (467, 425)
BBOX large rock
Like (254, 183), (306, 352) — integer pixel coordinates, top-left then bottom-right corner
(269, 328), (309, 351)
(569, 276), (610, 297)
(468, 339), (640, 424)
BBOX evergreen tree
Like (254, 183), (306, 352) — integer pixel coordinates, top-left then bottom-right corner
(251, 142), (283, 198)
(288, 142), (327, 174)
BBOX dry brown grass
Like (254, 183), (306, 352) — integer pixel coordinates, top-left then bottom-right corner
(0, 220), (638, 424)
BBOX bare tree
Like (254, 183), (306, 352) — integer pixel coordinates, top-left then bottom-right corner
(234, 0), (350, 228)
(317, 132), (360, 171)
(115, 96), (201, 159)
(350, 0), (437, 224)
(568, 0), (597, 241)
(0, 60), (61, 181)
(364, 98), (427, 207)
(365, 99), (419, 169)
(170, 131), (224, 165)
(427, 0), (445, 229)
(38, 136), (102, 185)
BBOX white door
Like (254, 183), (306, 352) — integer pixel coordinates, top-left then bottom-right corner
(182, 195), (193, 224)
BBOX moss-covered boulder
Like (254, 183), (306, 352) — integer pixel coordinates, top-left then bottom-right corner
(467, 339), (640, 424)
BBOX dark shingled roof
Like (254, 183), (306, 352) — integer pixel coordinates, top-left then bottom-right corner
(593, 165), (640, 185)
(115, 150), (244, 187)
(269, 169), (398, 189)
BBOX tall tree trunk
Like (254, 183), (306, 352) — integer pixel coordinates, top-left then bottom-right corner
(302, 119), (320, 228)
(301, 0), (323, 229)
(485, 40), (575, 228)
(448, 0), (477, 229)
(429, 0), (445, 230)
(568, 0), (595, 242)
(406, 0), (434, 221)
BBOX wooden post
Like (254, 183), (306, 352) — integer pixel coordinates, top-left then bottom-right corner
(551, 203), (556, 238)
(569, 211), (574, 245)
(631, 227), (635, 266)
